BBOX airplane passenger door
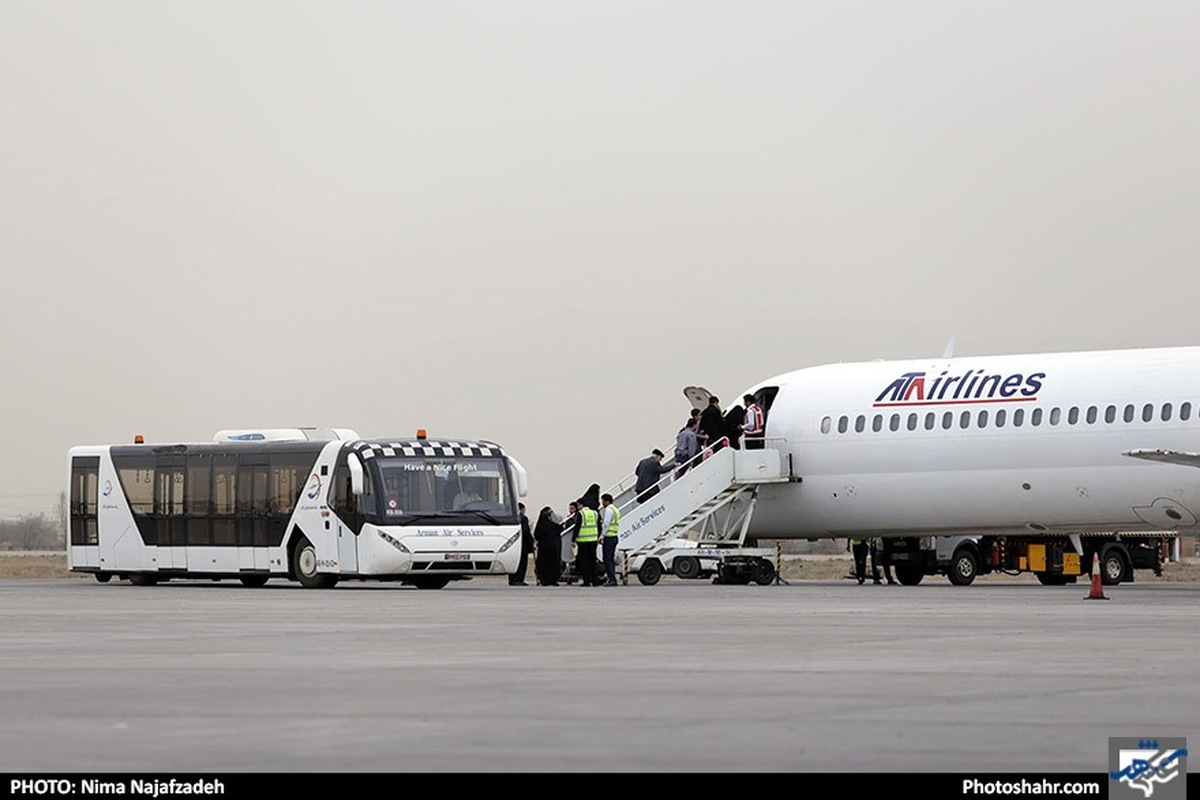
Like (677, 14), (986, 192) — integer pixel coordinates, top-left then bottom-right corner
(754, 387), (780, 419)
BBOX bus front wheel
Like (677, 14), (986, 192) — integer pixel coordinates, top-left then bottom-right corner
(293, 537), (337, 589)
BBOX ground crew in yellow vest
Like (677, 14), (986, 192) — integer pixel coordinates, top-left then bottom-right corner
(572, 501), (602, 587)
(600, 493), (621, 586)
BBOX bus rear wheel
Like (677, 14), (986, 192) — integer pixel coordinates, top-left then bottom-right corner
(894, 564), (924, 586)
(94, 572), (112, 583)
(128, 573), (159, 587)
(239, 575), (269, 588)
(293, 537), (337, 589)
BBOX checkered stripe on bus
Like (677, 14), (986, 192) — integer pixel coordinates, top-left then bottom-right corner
(351, 441), (502, 459)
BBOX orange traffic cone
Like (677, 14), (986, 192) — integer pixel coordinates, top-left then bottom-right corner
(1085, 553), (1108, 600)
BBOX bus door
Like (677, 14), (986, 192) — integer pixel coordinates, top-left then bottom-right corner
(154, 458), (187, 570)
(236, 458), (269, 572)
(69, 456), (101, 569)
(267, 453), (315, 571)
(332, 463), (360, 574)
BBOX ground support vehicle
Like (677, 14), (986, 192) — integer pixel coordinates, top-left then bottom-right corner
(881, 532), (1177, 586)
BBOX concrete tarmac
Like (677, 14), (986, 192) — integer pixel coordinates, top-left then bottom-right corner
(1, 577), (1197, 773)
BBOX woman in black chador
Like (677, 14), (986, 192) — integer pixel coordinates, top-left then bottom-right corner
(533, 506), (562, 586)
(579, 483), (601, 511)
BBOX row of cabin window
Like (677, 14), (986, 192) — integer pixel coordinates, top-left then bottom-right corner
(822, 401), (1196, 435)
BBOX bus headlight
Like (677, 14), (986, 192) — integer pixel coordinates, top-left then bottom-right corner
(498, 531), (520, 553)
(378, 531), (411, 554)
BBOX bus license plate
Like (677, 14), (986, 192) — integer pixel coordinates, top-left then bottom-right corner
(444, 553), (471, 561)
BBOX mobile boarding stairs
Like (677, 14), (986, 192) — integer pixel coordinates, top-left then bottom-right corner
(571, 440), (796, 585)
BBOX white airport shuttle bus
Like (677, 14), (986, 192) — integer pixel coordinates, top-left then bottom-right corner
(67, 428), (528, 588)
(727, 345), (1200, 584)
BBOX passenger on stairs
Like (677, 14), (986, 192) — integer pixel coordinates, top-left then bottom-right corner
(699, 396), (725, 452)
(675, 418), (700, 478)
(689, 408), (706, 448)
(723, 403), (746, 450)
(634, 449), (673, 504)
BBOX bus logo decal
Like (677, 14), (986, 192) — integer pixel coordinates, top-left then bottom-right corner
(306, 473), (322, 500)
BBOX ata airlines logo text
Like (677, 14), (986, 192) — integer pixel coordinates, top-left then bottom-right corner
(874, 369), (1045, 407)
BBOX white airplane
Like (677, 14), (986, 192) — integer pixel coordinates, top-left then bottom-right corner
(731, 344), (1200, 541)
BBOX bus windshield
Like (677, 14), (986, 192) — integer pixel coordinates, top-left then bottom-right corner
(371, 456), (517, 524)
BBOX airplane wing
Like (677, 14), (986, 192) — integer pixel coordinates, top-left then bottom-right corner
(1123, 449), (1200, 468)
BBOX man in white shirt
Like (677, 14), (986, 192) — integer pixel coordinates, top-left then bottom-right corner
(742, 394), (765, 450)
(600, 493), (621, 586)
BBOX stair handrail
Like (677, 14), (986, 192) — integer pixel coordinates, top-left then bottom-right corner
(563, 436), (731, 526)
(610, 436), (732, 524)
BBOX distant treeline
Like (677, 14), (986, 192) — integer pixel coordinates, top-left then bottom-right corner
(0, 514), (63, 550)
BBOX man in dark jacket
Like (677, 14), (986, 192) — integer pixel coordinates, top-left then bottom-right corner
(699, 396), (725, 452)
(634, 449), (672, 504)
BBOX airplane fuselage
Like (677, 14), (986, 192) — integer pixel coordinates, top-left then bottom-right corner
(744, 346), (1200, 538)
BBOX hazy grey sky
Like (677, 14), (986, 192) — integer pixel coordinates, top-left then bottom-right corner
(2, 2), (1198, 519)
